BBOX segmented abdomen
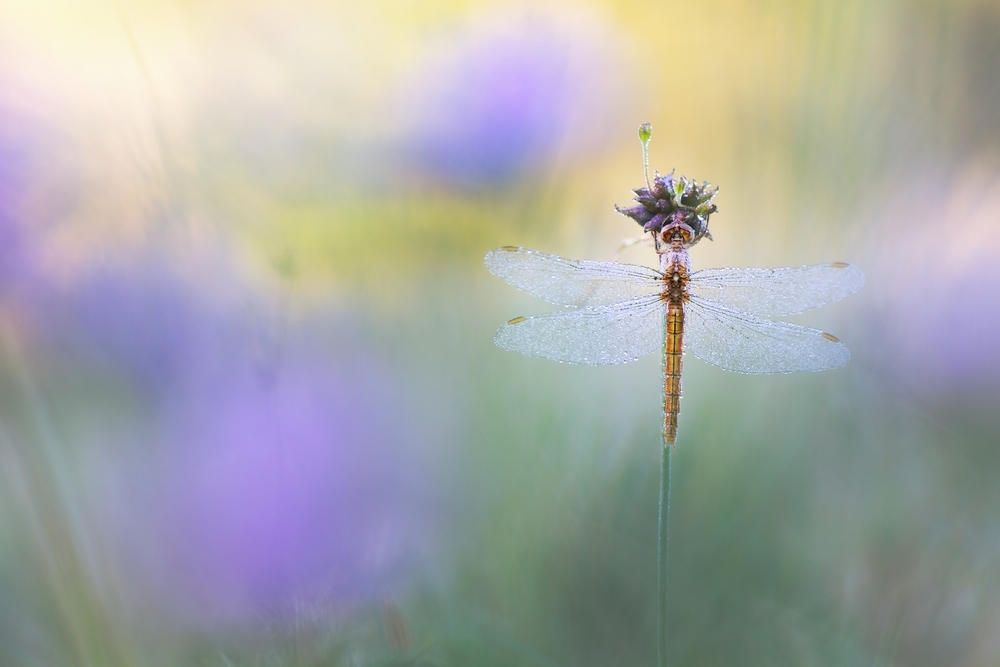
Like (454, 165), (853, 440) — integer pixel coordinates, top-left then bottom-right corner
(663, 301), (684, 447)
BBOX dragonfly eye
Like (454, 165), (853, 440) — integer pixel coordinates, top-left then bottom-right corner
(661, 225), (693, 246)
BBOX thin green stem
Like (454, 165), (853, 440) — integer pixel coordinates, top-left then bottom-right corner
(657, 443), (672, 667)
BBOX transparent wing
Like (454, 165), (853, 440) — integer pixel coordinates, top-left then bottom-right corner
(689, 263), (864, 316)
(685, 296), (850, 374)
(485, 246), (664, 307)
(494, 296), (666, 365)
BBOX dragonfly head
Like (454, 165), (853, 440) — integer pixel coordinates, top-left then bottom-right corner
(659, 210), (712, 248)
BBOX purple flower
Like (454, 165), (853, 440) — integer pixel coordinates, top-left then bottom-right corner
(400, 7), (627, 188)
(34, 249), (440, 624)
(879, 259), (1000, 391)
(119, 351), (436, 624)
(868, 168), (1000, 394)
(0, 103), (41, 293)
(33, 251), (437, 613)
(33, 257), (236, 398)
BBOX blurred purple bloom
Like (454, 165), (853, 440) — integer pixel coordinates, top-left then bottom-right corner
(920, 264), (1000, 383)
(0, 208), (22, 291)
(0, 104), (39, 292)
(869, 169), (1000, 394)
(35, 249), (439, 623)
(36, 258), (235, 397)
(139, 356), (433, 622)
(401, 7), (626, 188)
(415, 37), (568, 184)
(881, 259), (1000, 391)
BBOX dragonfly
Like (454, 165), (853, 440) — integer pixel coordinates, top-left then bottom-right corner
(485, 172), (864, 446)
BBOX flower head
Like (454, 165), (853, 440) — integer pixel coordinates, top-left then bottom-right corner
(615, 171), (718, 245)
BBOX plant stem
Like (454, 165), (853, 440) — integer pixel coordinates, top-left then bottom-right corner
(657, 443), (672, 667)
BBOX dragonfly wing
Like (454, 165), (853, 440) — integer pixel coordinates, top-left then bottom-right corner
(485, 246), (664, 307)
(685, 296), (850, 374)
(688, 263), (864, 316)
(494, 296), (666, 365)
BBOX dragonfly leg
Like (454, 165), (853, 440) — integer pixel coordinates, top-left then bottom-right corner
(613, 233), (657, 260)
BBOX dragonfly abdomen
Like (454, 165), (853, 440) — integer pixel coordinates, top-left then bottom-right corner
(661, 250), (690, 447)
(663, 300), (684, 447)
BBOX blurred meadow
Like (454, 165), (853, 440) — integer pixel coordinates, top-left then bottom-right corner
(2, 0), (1000, 665)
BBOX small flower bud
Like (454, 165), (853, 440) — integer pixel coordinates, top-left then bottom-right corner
(638, 123), (652, 144)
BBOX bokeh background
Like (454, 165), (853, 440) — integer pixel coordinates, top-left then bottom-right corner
(2, 0), (1000, 665)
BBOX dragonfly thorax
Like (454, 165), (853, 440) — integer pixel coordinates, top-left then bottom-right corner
(661, 269), (690, 304)
(657, 226), (693, 277)
(660, 251), (691, 304)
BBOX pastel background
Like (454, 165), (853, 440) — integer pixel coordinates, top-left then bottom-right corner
(1, 0), (999, 665)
